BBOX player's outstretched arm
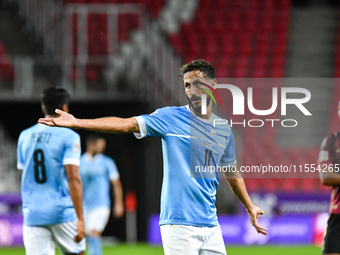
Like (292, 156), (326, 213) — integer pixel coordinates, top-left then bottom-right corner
(38, 109), (140, 134)
(65, 165), (85, 243)
(224, 165), (268, 235)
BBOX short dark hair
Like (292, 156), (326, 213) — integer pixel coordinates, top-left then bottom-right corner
(86, 134), (105, 146)
(41, 87), (70, 115)
(180, 59), (216, 79)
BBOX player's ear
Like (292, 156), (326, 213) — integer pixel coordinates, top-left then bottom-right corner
(211, 79), (217, 88)
(61, 104), (69, 113)
(41, 105), (46, 115)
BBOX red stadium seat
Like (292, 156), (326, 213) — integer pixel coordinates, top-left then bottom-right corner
(244, 178), (263, 192)
(64, 0), (164, 81)
(263, 178), (280, 192)
(0, 54), (14, 82)
(86, 66), (100, 82)
(70, 68), (78, 82)
(281, 179), (298, 193)
(0, 43), (5, 56)
(300, 179), (318, 193)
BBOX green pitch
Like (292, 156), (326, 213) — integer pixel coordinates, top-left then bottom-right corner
(0, 244), (322, 255)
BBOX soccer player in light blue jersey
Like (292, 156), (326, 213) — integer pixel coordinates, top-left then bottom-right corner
(39, 59), (268, 255)
(80, 135), (124, 255)
(18, 87), (85, 255)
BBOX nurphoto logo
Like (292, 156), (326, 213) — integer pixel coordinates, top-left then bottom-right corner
(199, 83), (312, 128)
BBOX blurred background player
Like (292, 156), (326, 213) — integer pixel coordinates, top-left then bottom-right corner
(17, 87), (85, 255)
(80, 135), (124, 255)
(319, 100), (340, 255)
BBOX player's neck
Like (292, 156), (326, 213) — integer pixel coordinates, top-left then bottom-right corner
(189, 105), (213, 119)
(45, 114), (59, 118)
(87, 151), (98, 158)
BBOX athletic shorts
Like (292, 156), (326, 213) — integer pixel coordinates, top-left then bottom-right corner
(84, 207), (111, 234)
(323, 214), (340, 254)
(160, 224), (226, 255)
(23, 220), (86, 255)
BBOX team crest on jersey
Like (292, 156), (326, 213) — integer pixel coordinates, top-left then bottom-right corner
(319, 150), (329, 162)
(210, 129), (216, 137)
(73, 141), (80, 152)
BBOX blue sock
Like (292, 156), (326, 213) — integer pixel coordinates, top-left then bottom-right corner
(87, 236), (102, 255)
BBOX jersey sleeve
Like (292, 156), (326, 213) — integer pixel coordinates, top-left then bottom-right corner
(107, 157), (120, 181)
(133, 107), (171, 139)
(63, 131), (81, 166)
(219, 129), (237, 167)
(318, 135), (333, 165)
(17, 132), (24, 170)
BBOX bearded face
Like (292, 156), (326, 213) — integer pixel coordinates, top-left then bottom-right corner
(187, 92), (211, 114)
(183, 71), (214, 114)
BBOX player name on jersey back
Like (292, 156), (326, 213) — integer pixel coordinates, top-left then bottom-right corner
(30, 132), (52, 143)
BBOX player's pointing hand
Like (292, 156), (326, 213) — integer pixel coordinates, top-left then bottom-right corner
(247, 206), (268, 235)
(38, 109), (78, 128)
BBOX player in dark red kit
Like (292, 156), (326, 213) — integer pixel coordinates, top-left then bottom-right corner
(319, 101), (340, 255)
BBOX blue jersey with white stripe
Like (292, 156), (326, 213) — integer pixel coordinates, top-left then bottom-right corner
(80, 153), (119, 211)
(134, 105), (236, 227)
(17, 124), (81, 226)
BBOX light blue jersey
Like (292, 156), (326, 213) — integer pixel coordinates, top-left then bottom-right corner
(80, 153), (119, 212)
(134, 105), (236, 227)
(17, 123), (81, 226)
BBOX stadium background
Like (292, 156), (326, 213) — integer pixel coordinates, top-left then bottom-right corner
(0, 0), (339, 253)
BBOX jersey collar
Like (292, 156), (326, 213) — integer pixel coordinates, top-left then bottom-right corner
(185, 105), (213, 124)
(84, 152), (103, 161)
